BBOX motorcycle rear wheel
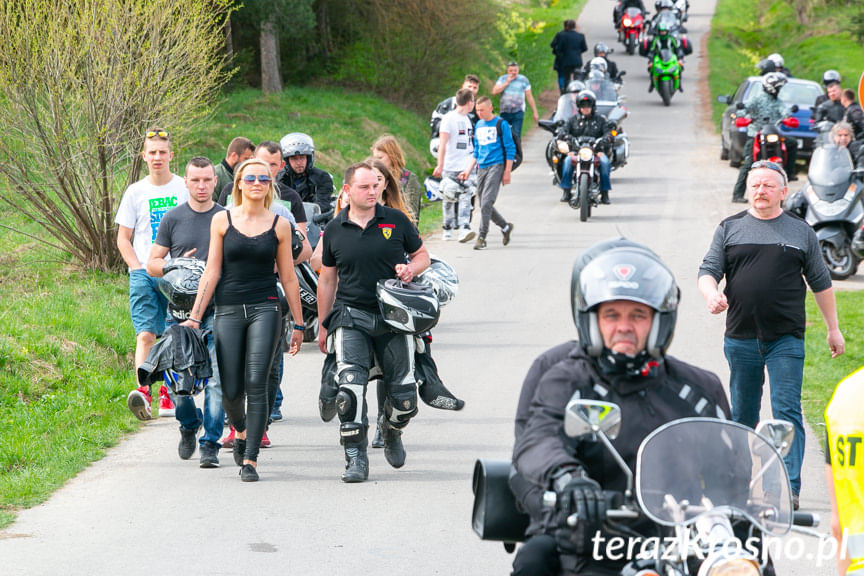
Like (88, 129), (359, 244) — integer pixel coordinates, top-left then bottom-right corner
(579, 177), (590, 222)
(659, 79), (672, 106)
(821, 240), (859, 280)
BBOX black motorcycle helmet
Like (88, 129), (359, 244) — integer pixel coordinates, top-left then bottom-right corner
(376, 279), (440, 334)
(571, 243), (679, 358)
(280, 132), (316, 170)
(822, 69), (841, 87)
(761, 72), (787, 96)
(576, 89), (597, 113)
(593, 42), (610, 57)
(159, 257), (206, 321)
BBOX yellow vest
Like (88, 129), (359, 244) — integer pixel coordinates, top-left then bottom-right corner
(825, 367), (864, 575)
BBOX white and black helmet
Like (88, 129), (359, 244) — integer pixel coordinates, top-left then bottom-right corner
(377, 279), (441, 334)
(571, 243), (679, 358)
(767, 53), (784, 68)
(415, 255), (459, 306)
(761, 72), (787, 96)
(280, 132), (316, 168)
(159, 257), (206, 321)
(822, 69), (841, 87)
(589, 57), (608, 75)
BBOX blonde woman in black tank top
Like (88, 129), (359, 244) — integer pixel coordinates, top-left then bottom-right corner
(184, 159), (305, 482)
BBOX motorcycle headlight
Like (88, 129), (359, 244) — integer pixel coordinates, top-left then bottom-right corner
(813, 198), (849, 217)
(704, 557), (760, 576)
(579, 147), (594, 161)
(557, 140), (570, 154)
(766, 134), (779, 143)
(623, 17), (632, 26)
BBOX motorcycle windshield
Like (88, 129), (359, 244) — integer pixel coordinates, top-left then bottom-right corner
(624, 7), (642, 17)
(656, 11), (680, 31)
(553, 94), (579, 123)
(808, 145), (853, 189)
(657, 49), (676, 66)
(636, 418), (793, 536)
(587, 79), (620, 103)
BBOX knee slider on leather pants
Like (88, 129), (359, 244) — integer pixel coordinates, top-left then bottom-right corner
(385, 384), (417, 429)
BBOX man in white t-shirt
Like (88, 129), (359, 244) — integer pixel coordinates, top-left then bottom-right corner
(115, 128), (189, 420)
(433, 88), (477, 242)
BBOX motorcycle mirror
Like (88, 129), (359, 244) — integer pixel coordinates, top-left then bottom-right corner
(716, 95), (730, 104)
(564, 398), (622, 440)
(618, 70), (627, 77)
(735, 101), (746, 110)
(790, 104), (799, 113)
(755, 420), (795, 458)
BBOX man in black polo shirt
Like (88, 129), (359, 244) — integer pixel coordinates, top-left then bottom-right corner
(698, 160), (844, 510)
(317, 161), (430, 483)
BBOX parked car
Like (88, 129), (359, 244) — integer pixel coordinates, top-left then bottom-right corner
(717, 76), (823, 167)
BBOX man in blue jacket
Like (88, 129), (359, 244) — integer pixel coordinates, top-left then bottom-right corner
(459, 96), (515, 251)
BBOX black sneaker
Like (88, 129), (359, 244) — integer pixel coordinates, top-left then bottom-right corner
(233, 438), (246, 466)
(379, 416), (406, 469)
(178, 427), (198, 460)
(502, 223), (514, 246)
(560, 189), (572, 203)
(199, 441), (220, 468)
(341, 447), (369, 483)
(371, 426), (385, 448)
(239, 464), (259, 482)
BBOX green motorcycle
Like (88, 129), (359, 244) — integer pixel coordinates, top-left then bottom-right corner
(650, 48), (681, 106)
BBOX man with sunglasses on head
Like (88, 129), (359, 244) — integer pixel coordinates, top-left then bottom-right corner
(116, 128), (189, 420)
(698, 159), (844, 511)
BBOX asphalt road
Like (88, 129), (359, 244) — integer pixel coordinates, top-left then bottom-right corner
(0, 0), (837, 573)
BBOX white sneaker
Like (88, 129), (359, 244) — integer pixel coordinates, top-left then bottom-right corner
(442, 229), (454, 241)
(458, 228), (476, 243)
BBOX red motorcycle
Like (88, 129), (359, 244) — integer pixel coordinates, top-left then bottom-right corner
(618, 7), (644, 55)
(735, 114), (799, 164)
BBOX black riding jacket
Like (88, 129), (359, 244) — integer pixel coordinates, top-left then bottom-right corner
(278, 165), (334, 213)
(564, 112), (613, 151)
(512, 344), (730, 534)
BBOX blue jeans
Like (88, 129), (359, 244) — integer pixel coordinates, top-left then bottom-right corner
(169, 314), (225, 447)
(500, 111), (525, 139)
(560, 154), (611, 192)
(724, 335), (805, 494)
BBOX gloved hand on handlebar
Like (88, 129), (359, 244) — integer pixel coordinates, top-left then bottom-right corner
(552, 468), (606, 556)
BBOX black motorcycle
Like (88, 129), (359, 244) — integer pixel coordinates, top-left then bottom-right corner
(787, 145), (864, 280)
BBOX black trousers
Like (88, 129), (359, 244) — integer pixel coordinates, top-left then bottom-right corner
(214, 302), (281, 462)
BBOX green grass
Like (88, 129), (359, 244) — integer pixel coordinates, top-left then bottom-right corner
(708, 0), (864, 129)
(803, 290), (864, 445)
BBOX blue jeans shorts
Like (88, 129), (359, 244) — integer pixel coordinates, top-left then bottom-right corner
(129, 268), (167, 336)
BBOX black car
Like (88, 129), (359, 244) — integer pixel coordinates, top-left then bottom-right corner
(717, 76), (823, 167)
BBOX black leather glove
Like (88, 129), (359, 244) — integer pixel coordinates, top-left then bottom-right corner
(553, 473), (606, 556)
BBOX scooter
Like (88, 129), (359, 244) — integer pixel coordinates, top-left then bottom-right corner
(472, 400), (824, 575)
(787, 145), (864, 280)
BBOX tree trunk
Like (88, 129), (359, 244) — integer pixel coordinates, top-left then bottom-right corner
(224, 15), (233, 65)
(260, 16), (282, 93)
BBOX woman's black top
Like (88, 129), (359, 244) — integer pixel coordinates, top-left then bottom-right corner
(215, 212), (280, 306)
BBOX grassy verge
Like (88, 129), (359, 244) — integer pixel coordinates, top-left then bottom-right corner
(803, 291), (864, 445)
(707, 0), (864, 129)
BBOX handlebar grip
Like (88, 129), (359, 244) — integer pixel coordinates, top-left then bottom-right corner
(313, 210), (334, 224)
(793, 512), (820, 527)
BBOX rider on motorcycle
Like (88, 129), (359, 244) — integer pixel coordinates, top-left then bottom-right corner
(558, 90), (613, 205)
(613, 0), (646, 28)
(731, 72), (799, 202)
(813, 70), (846, 125)
(757, 52), (792, 77)
(583, 44), (619, 81)
(278, 132), (335, 213)
(645, 21), (684, 93)
(510, 240), (730, 576)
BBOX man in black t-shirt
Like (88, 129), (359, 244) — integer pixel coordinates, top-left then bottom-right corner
(147, 156), (225, 468)
(317, 162), (430, 483)
(698, 160), (844, 508)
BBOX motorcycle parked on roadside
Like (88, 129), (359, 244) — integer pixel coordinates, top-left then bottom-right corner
(471, 399), (823, 575)
(786, 145), (864, 280)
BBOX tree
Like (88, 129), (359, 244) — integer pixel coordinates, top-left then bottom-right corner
(0, 0), (233, 271)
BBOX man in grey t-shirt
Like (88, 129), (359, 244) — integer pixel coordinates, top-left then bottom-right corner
(697, 160), (844, 508)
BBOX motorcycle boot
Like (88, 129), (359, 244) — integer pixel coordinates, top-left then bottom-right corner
(342, 445), (369, 483)
(560, 188), (572, 203)
(600, 190), (611, 204)
(378, 414), (406, 469)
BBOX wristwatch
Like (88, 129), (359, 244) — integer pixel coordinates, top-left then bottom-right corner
(293, 323), (305, 331)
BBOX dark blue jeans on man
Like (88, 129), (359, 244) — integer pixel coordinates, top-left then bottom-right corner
(169, 314), (225, 447)
(500, 111), (525, 139)
(560, 153), (611, 193)
(723, 334), (805, 495)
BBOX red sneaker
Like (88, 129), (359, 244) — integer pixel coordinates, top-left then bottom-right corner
(260, 430), (272, 448)
(221, 426), (235, 449)
(127, 385), (152, 421)
(158, 384), (175, 418)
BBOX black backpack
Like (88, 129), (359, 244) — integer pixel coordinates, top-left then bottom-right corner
(495, 117), (523, 171)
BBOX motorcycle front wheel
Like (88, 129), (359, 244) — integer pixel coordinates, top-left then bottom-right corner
(579, 177), (590, 222)
(626, 35), (636, 54)
(659, 79), (672, 106)
(821, 240), (859, 280)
